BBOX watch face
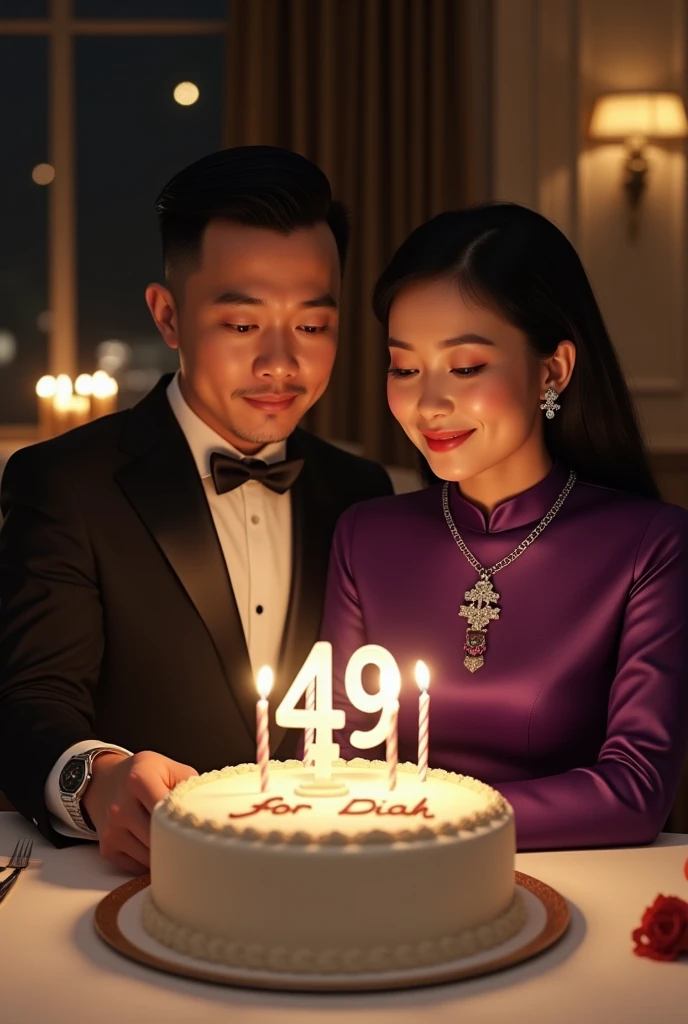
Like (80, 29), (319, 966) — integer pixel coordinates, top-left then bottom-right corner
(60, 759), (86, 794)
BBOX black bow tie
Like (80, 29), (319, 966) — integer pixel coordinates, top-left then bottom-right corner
(210, 452), (304, 495)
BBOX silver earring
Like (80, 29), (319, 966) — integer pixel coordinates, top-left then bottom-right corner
(540, 387), (561, 420)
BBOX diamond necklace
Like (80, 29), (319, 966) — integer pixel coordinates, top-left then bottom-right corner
(441, 470), (577, 672)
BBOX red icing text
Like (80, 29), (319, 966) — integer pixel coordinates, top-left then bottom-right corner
(228, 796), (312, 819)
(338, 797), (435, 820)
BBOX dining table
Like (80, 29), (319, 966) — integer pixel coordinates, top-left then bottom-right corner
(1, 812), (686, 1024)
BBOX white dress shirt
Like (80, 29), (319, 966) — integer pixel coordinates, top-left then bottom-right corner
(45, 372), (293, 837)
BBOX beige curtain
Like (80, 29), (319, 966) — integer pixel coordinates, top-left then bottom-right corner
(226, 0), (487, 467)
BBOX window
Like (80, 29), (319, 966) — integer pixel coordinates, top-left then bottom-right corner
(76, 33), (225, 406)
(0, 0), (227, 429)
(0, 36), (49, 424)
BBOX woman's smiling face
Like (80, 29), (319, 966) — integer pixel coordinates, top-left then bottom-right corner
(386, 277), (554, 487)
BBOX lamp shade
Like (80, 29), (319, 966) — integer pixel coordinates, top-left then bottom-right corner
(589, 92), (688, 140)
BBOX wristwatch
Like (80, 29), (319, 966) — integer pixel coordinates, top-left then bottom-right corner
(58, 748), (113, 834)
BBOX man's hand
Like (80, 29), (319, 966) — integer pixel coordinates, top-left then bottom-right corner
(82, 750), (198, 874)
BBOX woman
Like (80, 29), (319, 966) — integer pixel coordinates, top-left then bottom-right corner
(322, 202), (688, 850)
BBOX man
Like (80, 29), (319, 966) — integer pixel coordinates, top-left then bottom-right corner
(0, 146), (393, 874)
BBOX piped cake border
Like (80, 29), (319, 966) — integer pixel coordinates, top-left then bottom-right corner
(141, 888), (527, 974)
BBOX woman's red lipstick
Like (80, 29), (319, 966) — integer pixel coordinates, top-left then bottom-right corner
(422, 429), (475, 453)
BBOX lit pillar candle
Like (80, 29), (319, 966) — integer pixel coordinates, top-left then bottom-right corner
(51, 375), (74, 436)
(382, 666), (401, 791)
(53, 394), (90, 433)
(256, 665), (273, 793)
(35, 375), (57, 439)
(54, 373), (72, 401)
(68, 395), (90, 429)
(72, 375), (94, 429)
(416, 660), (430, 781)
(90, 370), (118, 419)
(75, 373), (93, 417)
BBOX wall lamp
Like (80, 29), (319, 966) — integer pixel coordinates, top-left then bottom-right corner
(589, 91), (688, 238)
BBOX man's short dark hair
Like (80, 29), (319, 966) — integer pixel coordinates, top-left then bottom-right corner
(155, 145), (350, 286)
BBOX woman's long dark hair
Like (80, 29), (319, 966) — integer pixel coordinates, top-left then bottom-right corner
(373, 203), (659, 499)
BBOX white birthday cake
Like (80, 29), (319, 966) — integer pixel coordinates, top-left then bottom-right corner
(142, 758), (525, 975)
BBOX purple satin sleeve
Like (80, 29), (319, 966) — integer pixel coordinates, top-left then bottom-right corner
(497, 506), (688, 850)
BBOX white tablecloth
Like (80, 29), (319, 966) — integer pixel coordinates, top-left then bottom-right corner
(1, 813), (686, 1024)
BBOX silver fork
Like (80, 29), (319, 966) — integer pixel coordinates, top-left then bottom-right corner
(0, 838), (26, 876)
(0, 838), (33, 904)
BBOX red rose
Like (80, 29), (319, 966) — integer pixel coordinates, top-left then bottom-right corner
(632, 895), (688, 962)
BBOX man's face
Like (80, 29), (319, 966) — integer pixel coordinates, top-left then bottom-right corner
(147, 220), (341, 453)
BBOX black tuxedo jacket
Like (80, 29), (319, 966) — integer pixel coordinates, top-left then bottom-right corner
(0, 375), (393, 844)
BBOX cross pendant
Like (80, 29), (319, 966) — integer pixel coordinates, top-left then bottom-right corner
(459, 576), (501, 672)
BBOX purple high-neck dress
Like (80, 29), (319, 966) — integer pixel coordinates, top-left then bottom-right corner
(320, 461), (688, 850)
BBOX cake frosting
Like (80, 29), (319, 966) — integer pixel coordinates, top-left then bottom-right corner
(144, 758), (524, 974)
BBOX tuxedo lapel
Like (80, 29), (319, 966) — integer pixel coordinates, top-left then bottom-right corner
(114, 376), (256, 745)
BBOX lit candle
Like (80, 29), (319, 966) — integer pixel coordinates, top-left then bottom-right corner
(35, 375), (57, 439)
(53, 395), (90, 433)
(275, 641), (344, 784)
(382, 666), (401, 791)
(74, 373), (93, 397)
(416, 660), (430, 781)
(51, 375), (75, 436)
(256, 665), (273, 793)
(69, 394), (90, 429)
(90, 370), (118, 419)
(346, 645), (402, 751)
(55, 373), (73, 401)
(74, 373), (93, 416)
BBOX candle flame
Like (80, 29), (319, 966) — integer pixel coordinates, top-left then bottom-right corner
(55, 374), (73, 400)
(36, 375), (56, 398)
(92, 369), (118, 398)
(75, 373), (93, 396)
(415, 660), (430, 693)
(381, 665), (401, 702)
(256, 665), (274, 700)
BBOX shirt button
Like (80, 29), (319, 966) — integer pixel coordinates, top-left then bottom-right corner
(256, 605), (264, 615)
(251, 514), (260, 525)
